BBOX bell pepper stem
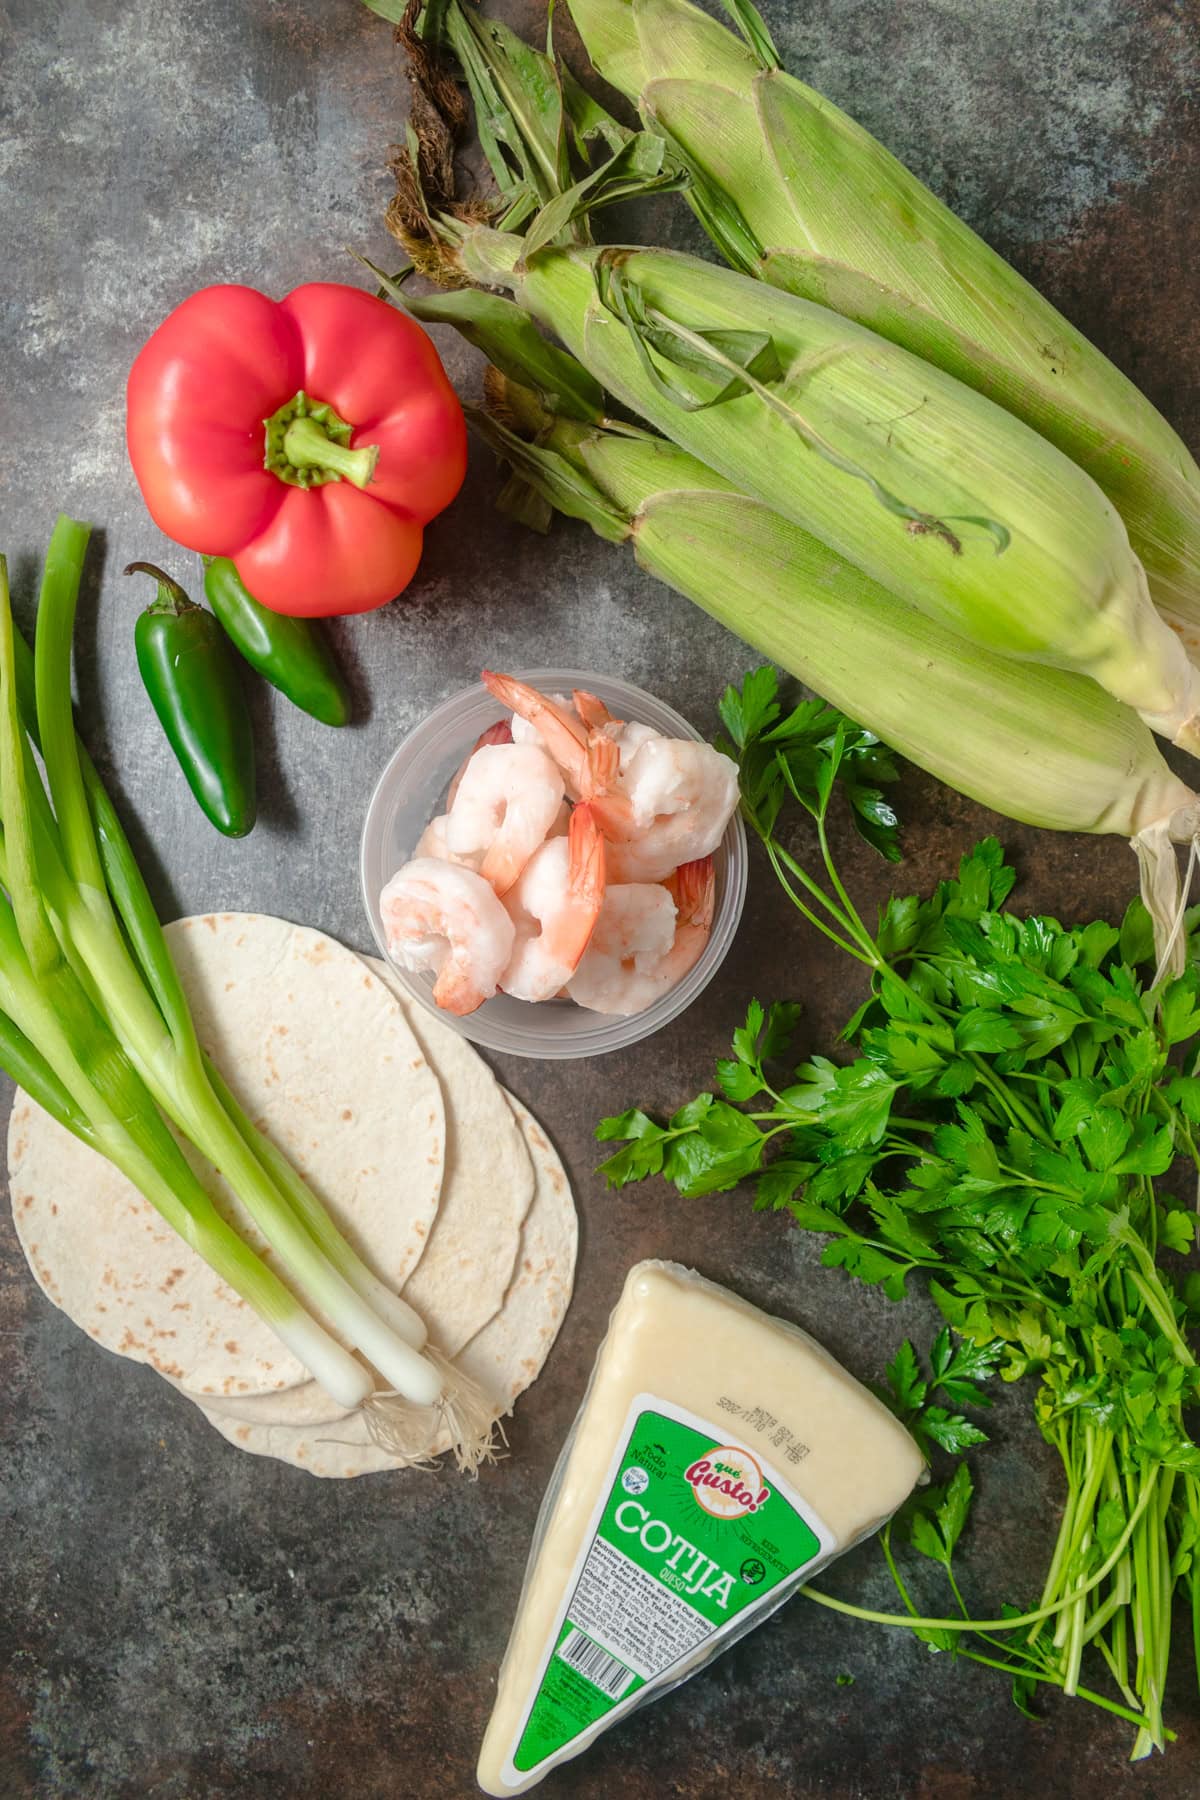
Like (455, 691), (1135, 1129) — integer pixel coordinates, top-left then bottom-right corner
(281, 415), (379, 488)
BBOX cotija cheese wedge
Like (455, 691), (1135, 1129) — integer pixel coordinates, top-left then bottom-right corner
(477, 1260), (922, 1793)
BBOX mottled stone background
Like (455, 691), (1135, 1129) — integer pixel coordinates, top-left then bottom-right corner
(1, 1), (1197, 1794)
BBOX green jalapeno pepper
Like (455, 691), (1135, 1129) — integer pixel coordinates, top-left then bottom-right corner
(203, 558), (351, 727)
(128, 562), (256, 838)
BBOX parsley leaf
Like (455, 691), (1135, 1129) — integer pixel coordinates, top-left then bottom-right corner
(595, 1110), (668, 1187)
(1119, 896), (1156, 967)
(1161, 1210), (1196, 1256)
(908, 1463), (974, 1567)
(717, 665), (780, 750)
(885, 1340), (927, 1417)
(1160, 973), (1200, 1047)
(717, 666), (902, 856)
(929, 1329), (1003, 1408)
(919, 1407), (990, 1454)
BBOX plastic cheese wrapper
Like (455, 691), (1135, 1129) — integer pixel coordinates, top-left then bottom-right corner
(477, 1261), (924, 1794)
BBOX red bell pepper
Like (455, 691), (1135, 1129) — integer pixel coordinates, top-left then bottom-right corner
(126, 282), (467, 617)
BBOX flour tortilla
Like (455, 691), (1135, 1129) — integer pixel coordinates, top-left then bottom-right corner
(459, 1095), (578, 1409)
(186, 1092), (577, 1476)
(366, 956), (533, 1354)
(197, 962), (537, 1426)
(8, 915), (444, 1398)
(169, 915), (445, 1302)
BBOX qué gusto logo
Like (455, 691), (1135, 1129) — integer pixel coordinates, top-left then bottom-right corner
(684, 1445), (771, 1520)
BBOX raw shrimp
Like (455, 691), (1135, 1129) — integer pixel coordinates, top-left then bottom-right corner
(380, 859), (516, 1016)
(604, 738), (739, 883)
(568, 857), (716, 1016)
(412, 814), (485, 870)
(446, 719), (513, 809)
(500, 804), (607, 1002)
(443, 742), (566, 895)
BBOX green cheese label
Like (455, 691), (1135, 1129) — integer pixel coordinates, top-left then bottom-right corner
(505, 1395), (834, 1784)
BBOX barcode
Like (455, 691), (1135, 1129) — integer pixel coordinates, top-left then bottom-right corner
(557, 1627), (635, 1699)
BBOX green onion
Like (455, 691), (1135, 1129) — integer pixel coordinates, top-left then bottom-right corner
(0, 557), (368, 1400)
(0, 523), (494, 1450)
(0, 1004), (93, 1143)
(36, 526), (437, 1391)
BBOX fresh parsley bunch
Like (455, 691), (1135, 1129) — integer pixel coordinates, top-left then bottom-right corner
(597, 670), (1200, 1756)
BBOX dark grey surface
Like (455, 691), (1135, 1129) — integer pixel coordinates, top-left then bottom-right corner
(1, 1), (1198, 1794)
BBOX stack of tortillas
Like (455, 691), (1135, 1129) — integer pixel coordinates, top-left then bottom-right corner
(7, 915), (577, 1478)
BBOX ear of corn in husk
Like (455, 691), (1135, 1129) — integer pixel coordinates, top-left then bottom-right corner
(442, 221), (1200, 755)
(563, 0), (1200, 646)
(469, 367), (1197, 967)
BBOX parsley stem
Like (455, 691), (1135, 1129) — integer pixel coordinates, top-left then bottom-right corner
(1050, 1428), (1113, 1651)
(996, 1167), (1074, 1195)
(966, 1056), (1054, 1144)
(879, 1521), (919, 1617)
(1124, 1263), (1194, 1365)
(946, 1566), (973, 1622)
(1081, 1587), (1127, 1646)
(816, 808), (874, 954)
(951, 1649), (1173, 1738)
(989, 1255), (1052, 1310)
(804, 1471), (1158, 1636)
(780, 832), (873, 956)
(1035, 1431), (1094, 1644)
(1127, 1491), (1168, 1755)
(759, 1120), (802, 1144)
(1186, 1479), (1200, 1687)
(1094, 1620), (1139, 1712)
(766, 839), (870, 962)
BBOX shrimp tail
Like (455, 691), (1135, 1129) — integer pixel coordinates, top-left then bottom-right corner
(479, 841), (524, 897)
(477, 719), (514, 749)
(667, 856), (717, 931)
(586, 733), (620, 793)
(583, 735), (635, 837)
(573, 688), (617, 731)
(535, 802), (607, 974)
(568, 802), (608, 911)
(481, 670), (590, 789)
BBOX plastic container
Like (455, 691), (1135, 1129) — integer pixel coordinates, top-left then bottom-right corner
(360, 670), (748, 1059)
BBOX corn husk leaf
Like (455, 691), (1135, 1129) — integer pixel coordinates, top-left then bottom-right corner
(487, 231), (1200, 747)
(359, 254), (606, 422)
(521, 132), (688, 261)
(715, 0), (780, 69)
(495, 470), (554, 534)
(566, 0), (1200, 637)
(469, 407), (629, 542)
